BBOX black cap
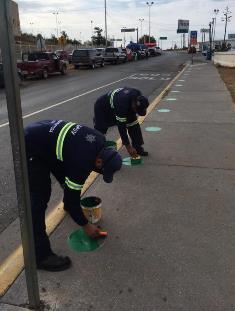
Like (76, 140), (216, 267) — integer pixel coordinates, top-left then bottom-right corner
(99, 148), (122, 183)
(136, 95), (149, 116)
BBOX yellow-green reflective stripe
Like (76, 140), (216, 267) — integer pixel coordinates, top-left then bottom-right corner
(110, 88), (123, 108)
(65, 177), (83, 191)
(116, 116), (127, 122)
(56, 122), (76, 161)
(126, 120), (139, 127)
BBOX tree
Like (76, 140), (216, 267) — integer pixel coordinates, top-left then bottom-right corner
(92, 27), (106, 46)
(138, 34), (156, 44)
(61, 30), (69, 39)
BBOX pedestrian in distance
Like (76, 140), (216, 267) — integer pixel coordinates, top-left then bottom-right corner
(25, 120), (122, 271)
(93, 87), (149, 158)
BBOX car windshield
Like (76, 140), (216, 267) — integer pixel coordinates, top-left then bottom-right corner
(73, 50), (90, 56)
(105, 48), (118, 53)
(28, 53), (49, 61)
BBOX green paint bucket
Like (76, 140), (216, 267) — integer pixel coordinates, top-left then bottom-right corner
(105, 140), (117, 150)
(68, 228), (106, 252)
(81, 196), (102, 224)
(122, 157), (143, 166)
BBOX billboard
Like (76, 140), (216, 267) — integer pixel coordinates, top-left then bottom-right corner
(159, 37), (167, 40)
(190, 31), (198, 45)
(121, 28), (136, 32)
(177, 20), (189, 34)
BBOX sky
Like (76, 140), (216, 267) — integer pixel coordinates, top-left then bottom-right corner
(16, 0), (235, 48)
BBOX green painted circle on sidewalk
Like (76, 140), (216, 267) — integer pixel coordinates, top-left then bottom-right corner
(122, 157), (144, 166)
(157, 109), (171, 112)
(68, 228), (106, 252)
(145, 127), (162, 132)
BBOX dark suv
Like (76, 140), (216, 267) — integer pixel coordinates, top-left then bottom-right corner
(72, 49), (105, 69)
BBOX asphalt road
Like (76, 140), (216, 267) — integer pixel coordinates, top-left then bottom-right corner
(0, 51), (190, 233)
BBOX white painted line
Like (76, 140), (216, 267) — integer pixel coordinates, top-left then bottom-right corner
(175, 84), (183, 87)
(0, 75), (134, 129)
(166, 98), (177, 101)
(171, 90), (180, 93)
(179, 80), (185, 82)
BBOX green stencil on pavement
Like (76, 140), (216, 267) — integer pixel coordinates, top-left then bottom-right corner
(157, 109), (171, 112)
(68, 228), (106, 252)
(145, 127), (162, 132)
(122, 157), (144, 166)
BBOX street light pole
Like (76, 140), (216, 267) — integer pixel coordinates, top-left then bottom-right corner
(146, 2), (154, 44)
(29, 22), (34, 35)
(139, 18), (144, 41)
(104, 0), (108, 47)
(91, 20), (93, 46)
(213, 9), (219, 48)
(53, 12), (59, 38)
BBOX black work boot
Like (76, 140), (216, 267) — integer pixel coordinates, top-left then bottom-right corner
(135, 146), (149, 157)
(37, 254), (72, 272)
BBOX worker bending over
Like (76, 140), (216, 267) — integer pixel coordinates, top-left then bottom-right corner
(25, 120), (122, 271)
(94, 87), (149, 157)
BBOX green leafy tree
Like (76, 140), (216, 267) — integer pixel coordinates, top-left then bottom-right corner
(92, 27), (106, 46)
(138, 34), (156, 44)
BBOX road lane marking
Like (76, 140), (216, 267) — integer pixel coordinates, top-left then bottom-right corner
(0, 63), (189, 296)
(0, 75), (135, 129)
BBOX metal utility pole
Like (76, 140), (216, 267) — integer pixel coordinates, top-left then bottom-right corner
(104, 0), (108, 47)
(213, 9), (219, 47)
(0, 0), (40, 310)
(209, 21), (212, 57)
(53, 11), (59, 38)
(222, 6), (232, 44)
(146, 2), (154, 44)
(136, 27), (139, 43)
(139, 18), (144, 40)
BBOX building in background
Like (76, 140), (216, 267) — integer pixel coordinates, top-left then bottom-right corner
(10, 0), (21, 37)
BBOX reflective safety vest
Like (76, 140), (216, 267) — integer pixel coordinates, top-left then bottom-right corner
(55, 122), (83, 191)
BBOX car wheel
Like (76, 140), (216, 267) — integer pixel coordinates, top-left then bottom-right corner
(61, 65), (67, 75)
(100, 60), (105, 67)
(115, 58), (119, 64)
(91, 62), (95, 69)
(41, 69), (48, 79)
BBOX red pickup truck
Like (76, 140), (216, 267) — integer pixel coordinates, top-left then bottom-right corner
(17, 51), (67, 79)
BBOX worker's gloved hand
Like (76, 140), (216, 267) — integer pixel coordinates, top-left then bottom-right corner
(126, 145), (138, 158)
(83, 223), (100, 238)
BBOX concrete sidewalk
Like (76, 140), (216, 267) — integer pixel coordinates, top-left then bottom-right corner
(1, 61), (235, 311)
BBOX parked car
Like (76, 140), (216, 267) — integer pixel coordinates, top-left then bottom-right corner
(103, 47), (127, 64)
(72, 49), (104, 69)
(68, 51), (73, 64)
(155, 47), (162, 55)
(96, 48), (105, 57)
(122, 48), (134, 61)
(0, 62), (23, 88)
(17, 51), (67, 79)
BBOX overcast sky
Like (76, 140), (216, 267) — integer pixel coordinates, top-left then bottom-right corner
(16, 0), (235, 48)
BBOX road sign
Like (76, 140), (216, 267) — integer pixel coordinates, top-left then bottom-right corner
(190, 31), (198, 45)
(228, 34), (235, 40)
(121, 28), (136, 32)
(177, 19), (189, 34)
(201, 28), (209, 33)
(159, 37), (167, 40)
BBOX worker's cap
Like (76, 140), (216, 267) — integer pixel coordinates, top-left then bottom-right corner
(136, 95), (149, 116)
(99, 148), (122, 183)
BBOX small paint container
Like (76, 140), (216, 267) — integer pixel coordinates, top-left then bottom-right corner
(81, 196), (102, 224)
(105, 140), (117, 150)
(131, 156), (142, 165)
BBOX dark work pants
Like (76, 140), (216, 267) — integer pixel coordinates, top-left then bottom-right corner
(94, 114), (144, 148)
(27, 156), (65, 263)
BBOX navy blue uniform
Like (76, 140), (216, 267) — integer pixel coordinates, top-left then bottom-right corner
(94, 87), (144, 148)
(25, 120), (105, 262)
